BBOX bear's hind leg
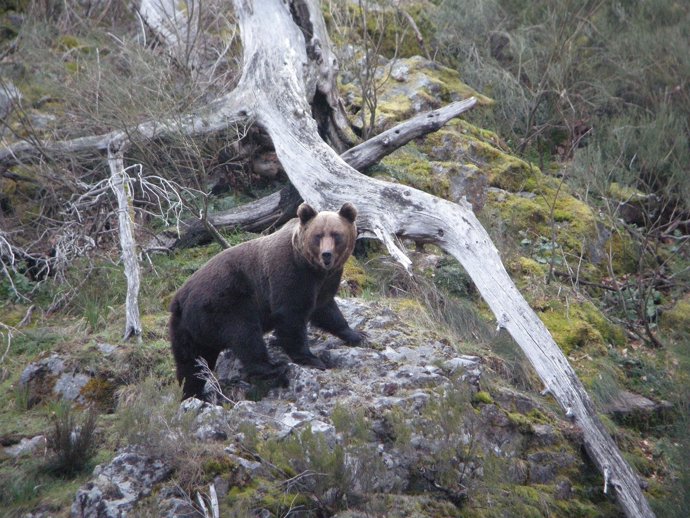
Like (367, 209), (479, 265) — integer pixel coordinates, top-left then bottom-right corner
(225, 317), (290, 388)
(175, 344), (221, 400)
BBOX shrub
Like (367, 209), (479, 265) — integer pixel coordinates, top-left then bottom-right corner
(44, 402), (99, 476)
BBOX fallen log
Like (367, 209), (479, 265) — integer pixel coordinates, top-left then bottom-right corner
(170, 98), (477, 248)
(225, 1), (654, 516)
(0, 0), (655, 515)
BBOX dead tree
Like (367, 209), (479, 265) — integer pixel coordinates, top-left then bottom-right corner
(0, 1), (654, 516)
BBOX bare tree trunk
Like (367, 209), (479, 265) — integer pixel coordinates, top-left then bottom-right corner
(169, 98), (477, 248)
(227, 1), (654, 516)
(0, 0), (654, 515)
(107, 141), (142, 342)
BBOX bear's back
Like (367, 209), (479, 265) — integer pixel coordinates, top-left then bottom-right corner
(172, 222), (297, 308)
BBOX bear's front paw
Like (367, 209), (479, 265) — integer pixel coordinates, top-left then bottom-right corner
(291, 352), (327, 370)
(340, 328), (367, 345)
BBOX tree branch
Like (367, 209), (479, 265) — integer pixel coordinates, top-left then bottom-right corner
(341, 97), (477, 170)
(227, 1), (654, 516)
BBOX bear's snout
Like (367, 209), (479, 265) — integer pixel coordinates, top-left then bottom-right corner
(321, 251), (333, 266)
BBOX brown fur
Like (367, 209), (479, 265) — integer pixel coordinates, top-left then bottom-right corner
(169, 202), (363, 400)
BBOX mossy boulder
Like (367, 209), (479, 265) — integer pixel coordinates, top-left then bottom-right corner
(509, 256), (548, 278)
(539, 298), (625, 356)
(342, 55), (491, 134)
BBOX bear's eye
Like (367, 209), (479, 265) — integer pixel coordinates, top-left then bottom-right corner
(312, 233), (324, 246)
(331, 233), (343, 245)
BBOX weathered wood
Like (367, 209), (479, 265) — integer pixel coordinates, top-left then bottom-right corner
(230, 1), (654, 516)
(0, 0), (655, 515)
(138, 0), (202, 71)
(107, 141), (141, 342)
(170, 185), (302, 249)
(0, 94), (248, 167)
(171, 100), (477, 247)
(341, 97), (477, 170)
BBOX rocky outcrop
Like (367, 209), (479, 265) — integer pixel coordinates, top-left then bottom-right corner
(69, 298), (593, 516)
(71, 447), (172, 518)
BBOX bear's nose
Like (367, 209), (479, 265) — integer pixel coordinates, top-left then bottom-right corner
(322, 251), (332, 264)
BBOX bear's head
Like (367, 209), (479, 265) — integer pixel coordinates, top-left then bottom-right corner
(294, 202), (357, 271)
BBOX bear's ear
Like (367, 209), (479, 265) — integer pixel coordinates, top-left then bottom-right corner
(338, 202), (357, 223)
(297, 203), (317, 225)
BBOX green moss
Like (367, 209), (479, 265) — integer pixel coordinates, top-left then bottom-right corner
(226, 479), (311, 515)
(541, 312), (600, 356)
(509, 256), (548, 278)
(659, 294), (690, 334)
(378, 145), (450, 197)
(356, 56), (491, 131)
(605, 233), (636, 274)
(554, 496), (603, 517)
(608, 182), (647, 202)
(202, 456), (237, 477)
(326, 2), (437, 59)
(80, 377), (116, 411)
(507, 411), (533, 432)
(539, 297), (624, 356)
(488, 156), (540, 192)
(490, 185), (602, 264)
(496, 194), (549, 226)
(341, 256), (370, 295)
(472, 390), (494, 405)
(526, 408), (550, 424)
(56, 35), (81, 50)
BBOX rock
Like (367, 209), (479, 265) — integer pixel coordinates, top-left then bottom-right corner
(527, 451), (578, 484)
(66, 298), (591, 515)
(19, 355), (65, 386)
(355, 55), (489, 133)
(28, 112), (56, 132)
(448, 164), (488, 212)
(603, 390), (672, 421)
(4, 435), (46, 458)
(554, 478), (573, 500)
(19, 355), (67, 407)
(54, 372), (91, 403)
(531, 424), (559, 447)
(443, 355), (480, 373)
(20, 355), (95, 405)
(71, 447), (172, 518)
(179, 398), (231, 441)
(96, 343), (118, 356)
(156, 487), (198, 518)
(494, 388), (542, 414)
(507, 458), (529, 484)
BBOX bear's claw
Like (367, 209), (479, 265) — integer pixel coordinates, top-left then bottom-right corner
(291, 353), (328, 370)
(341, 328), (367, 345)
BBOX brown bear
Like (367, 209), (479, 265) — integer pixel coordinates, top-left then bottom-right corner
(169, 202), (364, 399)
